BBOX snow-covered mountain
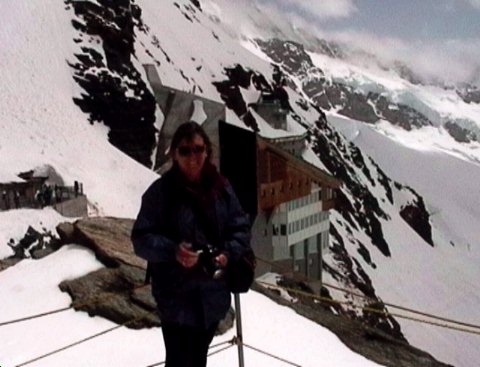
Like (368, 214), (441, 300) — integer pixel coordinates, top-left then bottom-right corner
(1, 1), (480, 366)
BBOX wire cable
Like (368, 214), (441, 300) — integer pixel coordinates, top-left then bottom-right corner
(242, 342), (302, 366)
(256, 281), (480, 336)
(0, 283), (150, 328)
(255, 256), (480, 332)
(0, 307), (71, 327)
(145, 337), (236, 367)
(15, 318), (138, 367)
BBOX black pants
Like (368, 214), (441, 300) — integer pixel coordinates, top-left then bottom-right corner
(161, 322), (218, 367)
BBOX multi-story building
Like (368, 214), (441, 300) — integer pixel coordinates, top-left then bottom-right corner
(145, 65), (341, 284)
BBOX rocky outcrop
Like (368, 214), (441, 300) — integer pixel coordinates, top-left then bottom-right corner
(0, 226), (62, 271)
(57, 217), (145, 268)
(56, 217), (234, 333)
(456, 85), (480, 104)
(444, 121), (478, 143)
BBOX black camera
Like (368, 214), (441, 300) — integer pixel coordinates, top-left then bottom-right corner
(195, 244), (225, 279)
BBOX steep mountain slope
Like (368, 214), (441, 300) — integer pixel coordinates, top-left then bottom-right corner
(1, 1), (480, 366)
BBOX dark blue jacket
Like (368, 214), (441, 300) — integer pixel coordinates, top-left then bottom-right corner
(131, 166), (251, 329)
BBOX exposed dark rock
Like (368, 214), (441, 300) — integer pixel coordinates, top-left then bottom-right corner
(213, 64), (261, 131)
(400, 200), (434, 247)
(444, 121), (477, 143)
(350, 144), (375, 186)
(357, 241), (375, 268)
(329, 225), (378, 302)
(338, 91), (378, 123)
(311, 38), (346, 59)
(66, 0), (157, 167)
(456, 86), (480, 104)
(2, 226), (62, 266)
(0, 257), (21, 272)
(255, 38), (321, 76)
(190, 0), (202, 10)
(372, 93), (432, 130)
(369, 157), (394, 204)
(60, 265), (160, 329)
(312, 117), (391, 257)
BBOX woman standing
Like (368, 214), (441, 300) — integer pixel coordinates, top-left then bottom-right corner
(131, 121), (251, 367)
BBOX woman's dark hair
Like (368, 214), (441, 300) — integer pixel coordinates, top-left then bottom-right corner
(170, 121), (213, 160)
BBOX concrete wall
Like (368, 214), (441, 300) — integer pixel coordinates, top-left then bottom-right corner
(53, 196), (88, 218)
(274, 138), (305, 158)
(255, 103), (287, 130)
(144, 64), (225, 171)
(251, 211), (274, 277)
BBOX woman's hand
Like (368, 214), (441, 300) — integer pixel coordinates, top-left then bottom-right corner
(215, 252), (229, 268)
(176, 242), (199, 268)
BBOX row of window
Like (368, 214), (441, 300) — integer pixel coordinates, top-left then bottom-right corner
(272, 211), (329, 236)
(291, 231), (329, 261)
(286, 190), (321, 211)
(261, 179), (312, 198)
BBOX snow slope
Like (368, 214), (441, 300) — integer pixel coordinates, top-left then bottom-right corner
(328, 113), (480, 367)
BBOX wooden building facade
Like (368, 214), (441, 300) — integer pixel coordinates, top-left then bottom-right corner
(219, 121), (341, 281)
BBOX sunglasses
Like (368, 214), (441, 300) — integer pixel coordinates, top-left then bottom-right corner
(177, 144), (206, 157)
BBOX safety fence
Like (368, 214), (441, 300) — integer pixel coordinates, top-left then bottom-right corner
(2, 256), (480, 366)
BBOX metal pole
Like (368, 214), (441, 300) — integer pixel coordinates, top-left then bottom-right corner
(234, 294), (245, 367)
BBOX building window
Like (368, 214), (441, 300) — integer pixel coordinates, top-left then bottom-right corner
(280, 224), (287, 236)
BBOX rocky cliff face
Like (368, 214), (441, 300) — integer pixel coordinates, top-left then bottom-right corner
(256, 39), (434, 131)
(66, 0), (157, 167)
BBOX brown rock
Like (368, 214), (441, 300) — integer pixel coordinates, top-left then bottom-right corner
(58, 217), (146, 269)
(56, 222), (76, 243)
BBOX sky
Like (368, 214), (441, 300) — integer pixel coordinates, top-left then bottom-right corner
(256, 0), (480, 86)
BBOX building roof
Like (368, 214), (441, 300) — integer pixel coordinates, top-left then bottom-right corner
(257, 137), (342, 189)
